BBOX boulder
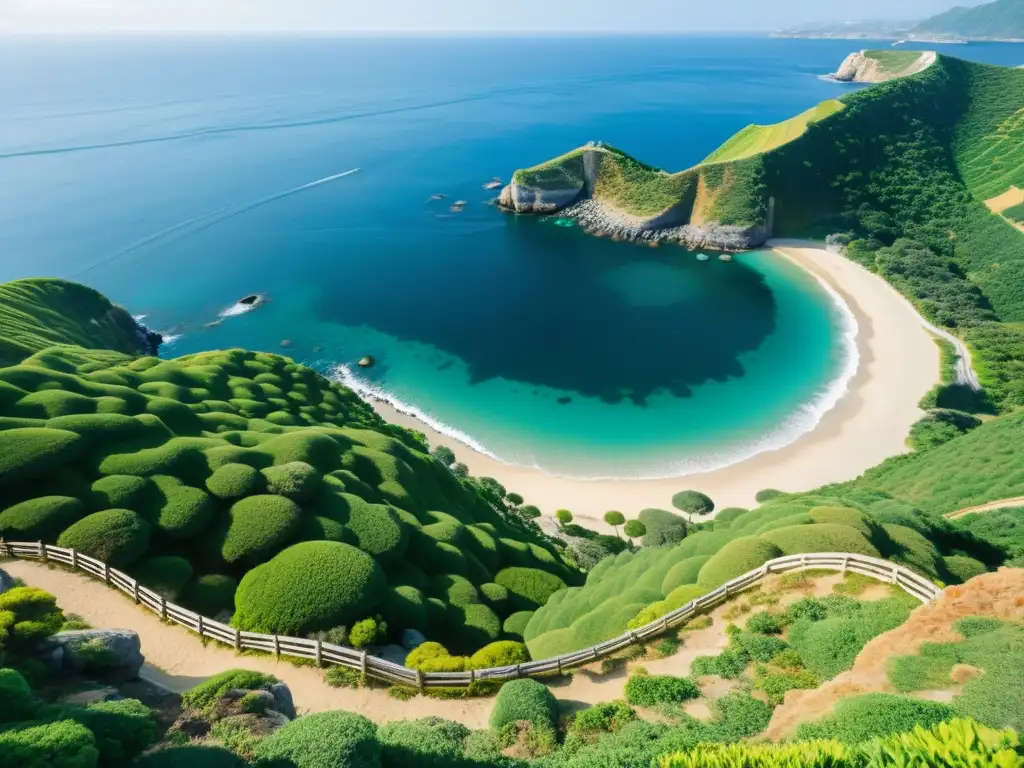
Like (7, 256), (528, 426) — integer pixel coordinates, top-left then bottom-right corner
(62, 687), (123, 706)
(358, 355), (375, 368)
(40, 629), (145, 680)
(401, 629), (427, 651)
(378, 644), (409, 666)
(268, 682), (297, 720)
(0, 567), (14, 595)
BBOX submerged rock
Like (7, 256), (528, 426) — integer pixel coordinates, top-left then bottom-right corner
(358, 355), (376, 368)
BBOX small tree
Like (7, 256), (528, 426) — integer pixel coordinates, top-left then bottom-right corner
(520, 505), (542, 519)
(555, 509), (574, 527)
(671, 490), (715, 520)
(624, 520), (646, 548)
(506, 492), (524, 507)
(431, 445), (456, 467)
(451, 462), (469, 478)
(604, 510), (626, 538)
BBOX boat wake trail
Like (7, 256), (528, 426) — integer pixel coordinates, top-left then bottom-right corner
(73, 169), (361, 277)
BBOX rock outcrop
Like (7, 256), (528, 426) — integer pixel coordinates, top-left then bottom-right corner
(40, 629), (145, 680)
(832, 50), (936, 83)
(498, 181), (585, 214)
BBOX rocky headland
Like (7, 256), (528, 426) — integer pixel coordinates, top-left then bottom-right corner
(830, 50), (936, 83)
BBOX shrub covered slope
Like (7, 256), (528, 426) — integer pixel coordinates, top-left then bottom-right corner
(0, 282), (576, 649)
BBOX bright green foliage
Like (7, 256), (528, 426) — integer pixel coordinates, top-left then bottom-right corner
(181, 574), (237, 616)
(378, 717), (470, 768)
(451, 603), (501, 648)
(56, 509), (151, 568)
(623, 520), (646, 541)
(954, 506), (1024, 560)
(261, 461), (322, 501)
(761, 524), (880, 558)
(145, 475), (214, 540)
(502, 611), (534, 639)
(671, 491), (714, 516)
(128, 745), (246, 768)
(405, 642), (451, 669)
(789, 597), (914, 680)
(624, 673), (700, 707)
(495, 567), (566, 612)
(205, 464), (263, 500)
(0, 495), (85, 541)
(479, 582), (509, 611)
(697, 537), (782, 586)
(379, 585), (428, 631)
(754, 664), (819, 705)
(0, 719), (99, 768)
(469, 640), (530, 669)
(879, 524), (944, 578)
(181, 669), (278, 714)
(862, 717), (1024, 768)
(349, 617), (386, 649)
(658, 739), (852, 767)
(489, 678), (558, 730)
(219, 495), (301, 565)
(64, 698), (157, 766)
(638, 508), (688, 547)
(604, 511), (626, 529)
(132, 556), (193, 600)
(796, 693), (956, 743)
(571, 700), (637, 735)
(89, 475), (151, 511)
(745, 611), (784, 635)
(660, 556), (710, 594)
(0, 428), (83, 488)
(0, 668), (35, 723)
(909, 409), (983, 452)
(941, 555), (987, 584)
(234, 541), (387, 634)
(254, 710), (381, 768)
(0, 586), (64, 651)
(704, 99), (845, 163)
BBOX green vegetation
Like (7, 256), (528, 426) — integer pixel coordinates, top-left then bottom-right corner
(671, 491), (714, 517)
(489, 679), (558, 730)
(623, 673), (700, 707)
(796, 693), (956, 743)
(703, 100), (845, 164)
(863, 50), (924, 75)
(637, 508), (687, 547)
(253, 710), (380, 768)
(914, 0), (1024, 39)
(1004, 201), (1024, 223)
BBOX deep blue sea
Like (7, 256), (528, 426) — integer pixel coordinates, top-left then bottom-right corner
(3, 36), (1022, 477)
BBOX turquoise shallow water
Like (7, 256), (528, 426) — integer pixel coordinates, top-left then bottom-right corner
(2, 36), (1020, 478)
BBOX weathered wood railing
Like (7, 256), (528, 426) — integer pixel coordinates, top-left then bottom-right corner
(0, 542), (942, 689)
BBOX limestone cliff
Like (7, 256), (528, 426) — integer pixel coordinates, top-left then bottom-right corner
(832, 50), (936, 83)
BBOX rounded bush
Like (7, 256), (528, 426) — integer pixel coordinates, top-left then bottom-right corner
(205, 463), (263, 500)
(0, 668), (35, 724)
(133, 746), (245, 768)
(220, 495), (302, 565)
(637, 508), (688, 547)
(942, 555), (987, 584)
(379, 585), (428, 630)
(0, 496), (84, 541)
(405, 642), (451, 669)
(181, 574), (238, 617)
(624, 673), (700, 707)
(132, 556), (194, 600)
(469, 640), (529, 670)
(234, 541), (386, 634)
(57, 509), (151, 568)
(0, 719), (99, 767)
(489, 678), (558, 730)
(698, 536), (783, 587)
(880, 524), (944, 578)
(795, 693), (956, 744)
(254, 710), (380, 768)
(671, 490), (714, 516)
(147, 476), (215, 540)
(660, 555), (711, 595)
(761, 524), (880, 558)
(479, 582), (509, 611)
(452, 603), (501, 648)
(378, 717), (469, 768)
(756, 489), (784, 503)
(431, 574), (479, 608)
(714, 507), (749, 525)
(260, 431), (341, 471)
(343, 501), (409, 568)
(502, 611), (535, 639)
(89, 475), (152, 511)
(0, 427), (83, 488)
(261, 461), (322, 502)
(70, 697), (157, 765)
(495, 567), (567, 612)
(182, 669), (278, 713)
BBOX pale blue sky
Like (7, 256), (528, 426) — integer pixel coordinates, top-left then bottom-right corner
(1, 0), (981, 34)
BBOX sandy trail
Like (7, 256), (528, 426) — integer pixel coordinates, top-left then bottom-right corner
(945, 496), (1024, 520)
(371, 239), (939, 526)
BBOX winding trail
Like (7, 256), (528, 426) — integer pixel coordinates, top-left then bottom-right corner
(944, 496), (1024, 520)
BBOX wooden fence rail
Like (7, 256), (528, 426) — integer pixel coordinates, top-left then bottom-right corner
(0, 541), (942, 689)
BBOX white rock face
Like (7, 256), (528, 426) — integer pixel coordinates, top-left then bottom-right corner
(832, 50), (936, 83)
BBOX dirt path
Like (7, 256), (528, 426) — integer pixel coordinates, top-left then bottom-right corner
(944, 496), (1024, 520)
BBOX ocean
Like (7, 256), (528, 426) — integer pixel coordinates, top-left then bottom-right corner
(2, 35), (1021, 478)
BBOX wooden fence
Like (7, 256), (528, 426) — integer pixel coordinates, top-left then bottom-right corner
(0, 542), (942, 690)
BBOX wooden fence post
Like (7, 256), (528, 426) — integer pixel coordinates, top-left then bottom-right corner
(556, 657), (563, 674)
(841, 555), (849, 574)
(102, 563), (110, 583)
(70, 548), (78, 570)
(159, 596), (167, 619)
(273, 634), (280, 658)
(39, 541), (47, 563)
(315, 639), (323, 668)
(234, 628), (241, 652)
(132, 581), (140, 604)
(360, 651), (368, 679)
(417, 668), (424, 692)
(197, 615), (204, 637)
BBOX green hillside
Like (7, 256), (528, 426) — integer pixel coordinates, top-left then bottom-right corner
(0, 281), (577, 651)
(703, 100), (844, 164)
(863, 50), (926, 75)
(914, 0), (1024, 39)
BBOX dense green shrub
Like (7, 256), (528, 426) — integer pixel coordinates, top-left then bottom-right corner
(755, 489), (784, 503)
(181, 574), (238, 616)
(637, 508), (688, 547)
(697, 536), (783, 587)
(0, 586), (64, 650)
(132, 745), (246, 768)
(261, 461), (322, 502)
(132, 556), (193, 600)
(761, 523), (880, 558)
(502, 611), (534, 640)
(65, 698), (157, 766)
(379, 585), (428, 631)
(671, 491), (714, 516)
(624, 673), (700, 707)
(495, 567), (566, 612)
(489, 678), (558, 730)
(254, 710), (380, 768)
(469, 640), (530, 669)
(0, 427), (83, 488)
(56, 508), (151, 568)
(431, 574), (479, 608)
(89, 475), (151, 511)
(340, 500), (409, 567)
(796, 693), (956, 743)
(660, 556), (711, 595)
(405, 642), (453, 669)
(745, 611), (784, 635)
(205, 463), (263, 500)
(349, 617), (386, 649)
(0, 668), (35, 723)
(234, 541), (387, 635)
(570, 700), (637, 735)
(479, 582), (509, 612)
(220, 495), (302, 566)
(378, 717), (470, 768)
(182, 669), (278, 714)
(0, 719), (99, 768)
(941, 555), (987, 584)
(0, 495), (84, 541)
(146, 476), (215, 540)
(713, 507), (749, 525)
(880, 523), (944, 578)
(452, 603), (501, 648)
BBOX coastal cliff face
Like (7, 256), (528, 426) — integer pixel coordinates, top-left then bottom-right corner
(832, 50), (936, 83)
(497, 182), (584, 214)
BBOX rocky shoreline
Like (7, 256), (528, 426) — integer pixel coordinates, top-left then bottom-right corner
(556, 199), (771, 252)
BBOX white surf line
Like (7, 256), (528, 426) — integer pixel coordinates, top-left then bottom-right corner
(74, 169), (362, 278)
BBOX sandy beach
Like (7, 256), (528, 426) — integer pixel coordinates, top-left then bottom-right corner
(369, 239), (939, 531)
